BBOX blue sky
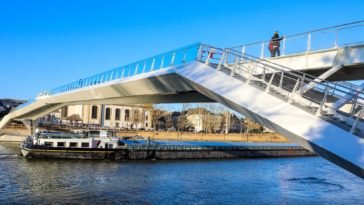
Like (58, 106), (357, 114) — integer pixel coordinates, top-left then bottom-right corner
(0, 0), (363, 100)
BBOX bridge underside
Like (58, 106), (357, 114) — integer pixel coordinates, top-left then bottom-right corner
(12, 92), (213, 121)
(6, 73), (215, 122)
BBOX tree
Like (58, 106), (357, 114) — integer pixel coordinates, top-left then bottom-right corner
(244, 118), (263, 133)
(151, 105), (171, 130)
(130, 108), (145, 130)
(198, 103), (227, 133)
(177, 103), (191, 131)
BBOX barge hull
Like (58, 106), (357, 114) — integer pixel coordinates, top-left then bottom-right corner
(21, 147), (117, 160)
(21, 147), (315, 160)
(124, 149), (314, 160)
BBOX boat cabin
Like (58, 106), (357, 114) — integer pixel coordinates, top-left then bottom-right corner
(31, 131), (119, 149)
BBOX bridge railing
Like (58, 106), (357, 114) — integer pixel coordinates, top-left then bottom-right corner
(44, 43), (201, 96)
(199, 44), (364, 135)
(15, 98), (35, 110)
(230, 20), (364, 58)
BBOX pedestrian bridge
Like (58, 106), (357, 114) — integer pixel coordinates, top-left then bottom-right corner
(2, 22), (364, 179)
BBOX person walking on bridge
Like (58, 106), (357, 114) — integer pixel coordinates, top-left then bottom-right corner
(270, 31), (284, 57)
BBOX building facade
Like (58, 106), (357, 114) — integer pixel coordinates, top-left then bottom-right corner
(40, 104), (153, 130)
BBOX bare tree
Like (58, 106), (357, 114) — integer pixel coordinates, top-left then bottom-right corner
(198, 103), (227, 133)
(244, 118), (263, 133)
(150, 104), (170, 130)
(130, 108), (145, 130)
(177, 103), (191, 131)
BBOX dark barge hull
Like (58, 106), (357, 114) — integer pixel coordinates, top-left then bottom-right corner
(20, 146), (121, 160)
(21, 145), (315, 160)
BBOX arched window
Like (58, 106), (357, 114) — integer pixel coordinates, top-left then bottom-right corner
(105, 108), (111, 120)
(91, 106), (98, 119)
(61, 107), (68, 118)
(134, 110), (139, 121)
(115, 109), (121, 121)
(125, 110), (130, 121)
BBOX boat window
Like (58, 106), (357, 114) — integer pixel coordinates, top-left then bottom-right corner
(115, 109), (121, 121)
(57, 142), (65, 147)
(105, 108), (111, 120)
(69, 142), (78, 148)
(108, 144), (113, 149)
(44, 142), (53, 147)
(91, 106), (98, 119)
(81, 142), (89, 148)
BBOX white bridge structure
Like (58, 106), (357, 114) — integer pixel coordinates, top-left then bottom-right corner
(2, 21), (364, 179)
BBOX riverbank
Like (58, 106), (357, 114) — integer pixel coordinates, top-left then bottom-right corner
(0, 127), (290, 143)
(0, 134), (26, 142)
(0, 132), (289, 143)
(116, 131), (289, 143)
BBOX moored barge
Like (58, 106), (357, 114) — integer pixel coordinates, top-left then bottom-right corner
(20, 132), (315, 160)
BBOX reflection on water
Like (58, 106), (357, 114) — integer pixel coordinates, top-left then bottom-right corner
(0, 143), (363, 204)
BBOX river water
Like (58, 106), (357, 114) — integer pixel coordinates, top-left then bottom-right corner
(0, 143), (363, 204)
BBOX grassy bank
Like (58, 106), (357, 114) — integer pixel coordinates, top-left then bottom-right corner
(0, 126), (290, 143)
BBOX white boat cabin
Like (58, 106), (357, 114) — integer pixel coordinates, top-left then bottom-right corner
(32, 131), (119, 149)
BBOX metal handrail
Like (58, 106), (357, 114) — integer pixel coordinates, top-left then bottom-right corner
(230, 20), (364, 58)
(202, 44), (364, 98)
(44, 42), (201, 96)
(15, 98), (35, 110)
(199, 44), (364, 135)
(16, 43), (201, 110)
(227, 49), (364, 96)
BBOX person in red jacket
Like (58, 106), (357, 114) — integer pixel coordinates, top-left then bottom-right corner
(270, 31), (284, 57)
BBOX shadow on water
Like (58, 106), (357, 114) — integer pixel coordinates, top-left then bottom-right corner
(286, 177), (345, 190)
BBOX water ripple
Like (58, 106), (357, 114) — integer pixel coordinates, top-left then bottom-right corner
(0, 154), (19, 159)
